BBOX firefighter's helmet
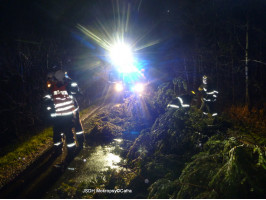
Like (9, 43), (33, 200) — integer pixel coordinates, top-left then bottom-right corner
(202, 75), (208, 84)
(54, 70), (65, 82)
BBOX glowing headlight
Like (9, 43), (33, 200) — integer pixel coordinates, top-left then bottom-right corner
(133, 83), (144, 93)
(115, 83), (123, 92)
(109, 42), (137, 73)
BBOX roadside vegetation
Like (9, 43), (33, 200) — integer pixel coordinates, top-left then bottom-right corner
(1, 81), (265, 198)
(0, 127), (53, 189)
(0, 106), (93, 190)
(57, 81), (266, 199)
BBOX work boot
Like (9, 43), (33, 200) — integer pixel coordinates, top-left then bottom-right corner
(52, 144), (65, 169)
(65, 146), (77, 164)
(76, 134), (84, 150)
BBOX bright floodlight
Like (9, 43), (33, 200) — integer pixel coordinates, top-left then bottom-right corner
(133, 83), (144, 93)
(109, 42), (137, 73)
(115, 82), (123, 92)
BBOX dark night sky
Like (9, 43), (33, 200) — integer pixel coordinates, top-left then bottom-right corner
(1, 0), (265, 51)
(1, 0), (266, 77)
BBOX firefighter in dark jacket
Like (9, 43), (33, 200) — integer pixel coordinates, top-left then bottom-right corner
(198, 75), (218, 117)
(44, 70), (84, 162)
(62, 71), (84, 148)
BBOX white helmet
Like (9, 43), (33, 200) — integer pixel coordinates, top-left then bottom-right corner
(202, 75), (208, 84)
(54, 70), (65, 82)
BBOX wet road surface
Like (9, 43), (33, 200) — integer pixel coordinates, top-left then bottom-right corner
(0, 104), (129, 198)
(45, 138), (126, 198)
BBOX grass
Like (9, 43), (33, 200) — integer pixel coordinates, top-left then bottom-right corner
(0, 127), (53, 188)
(0, 105), (91, 189)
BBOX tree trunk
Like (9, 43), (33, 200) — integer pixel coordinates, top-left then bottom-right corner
(193, 56), (197, 89)
(231, 58), (235, 104)
(184, 57), (189, 90)
(245, 19), (249, 107)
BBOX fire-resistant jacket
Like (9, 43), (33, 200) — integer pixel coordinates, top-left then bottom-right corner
(50, 82), (76, 117)
(44, 78), (80, 118)
(199, 83), (218, 103)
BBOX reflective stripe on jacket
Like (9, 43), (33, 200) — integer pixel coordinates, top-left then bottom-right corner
(200, 84), (218, 102)
(51, 83), (75, 117)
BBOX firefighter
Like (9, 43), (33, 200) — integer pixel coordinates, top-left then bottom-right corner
(63, 71), (85, 150)
(44, 70), (84, 162)
(198, 75), (218, 117)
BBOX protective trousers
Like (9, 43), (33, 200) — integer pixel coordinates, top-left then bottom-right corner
(200, 100), (217, 116)
(53, 115), (75, 149)
(73, 111), (84, 148)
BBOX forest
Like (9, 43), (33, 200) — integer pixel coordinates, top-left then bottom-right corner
(0, 0), (265, 198)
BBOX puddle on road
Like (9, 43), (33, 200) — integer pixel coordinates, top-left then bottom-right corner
(45, 138), (127, 198)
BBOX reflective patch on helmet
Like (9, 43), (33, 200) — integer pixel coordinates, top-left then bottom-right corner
(212, 113), (218, 116)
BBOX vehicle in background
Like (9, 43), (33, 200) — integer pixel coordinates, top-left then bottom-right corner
(107, 42), (147, 100)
